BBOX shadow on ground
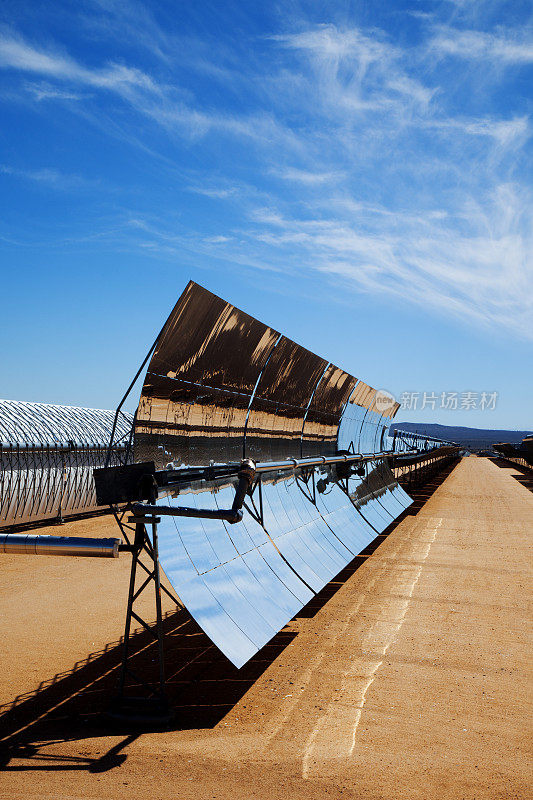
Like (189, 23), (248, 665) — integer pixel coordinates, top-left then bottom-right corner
(398, 458), (459, 516)
(488, 457), (533, 494)
(0, 459), (457, 774)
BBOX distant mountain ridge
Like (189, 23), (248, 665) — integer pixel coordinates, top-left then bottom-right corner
(389, 422), (531, 451)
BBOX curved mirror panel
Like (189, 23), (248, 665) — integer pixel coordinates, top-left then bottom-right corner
(124, 282), (416, 667)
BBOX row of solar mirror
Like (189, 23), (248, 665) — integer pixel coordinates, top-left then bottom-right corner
(390, 429), (458, 454)
(0, 400), (133, 448)
(0, 440), (128, 527)
(0, 462), (101, 526)
(156, 458), (412, 667)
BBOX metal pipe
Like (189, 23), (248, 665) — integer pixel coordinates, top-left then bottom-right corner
(133, 503), (243, 524)
(253, 451), (391, 474)
(139, 453), (399, 522)
(0, 534), (121, 558)
(161, 450), (394, 483)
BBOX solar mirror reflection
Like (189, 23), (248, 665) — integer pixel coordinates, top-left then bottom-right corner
(100, 281), (412, 668)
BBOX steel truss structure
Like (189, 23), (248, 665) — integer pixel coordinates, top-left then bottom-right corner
(104, 503), (180, 722)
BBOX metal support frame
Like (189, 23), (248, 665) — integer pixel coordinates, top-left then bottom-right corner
(493, 453), (533, 472)
(107, 504), (180, 725)
(392, 447), (459, 490)
(110, 456), (386, 692)
(94, 451), (395, 510)
(391, 428), (458, 453)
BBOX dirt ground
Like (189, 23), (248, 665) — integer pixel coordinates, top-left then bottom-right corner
(0, 456), (531, 799)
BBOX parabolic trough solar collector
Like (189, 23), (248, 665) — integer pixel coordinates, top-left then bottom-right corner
(130, 281), (412, 667)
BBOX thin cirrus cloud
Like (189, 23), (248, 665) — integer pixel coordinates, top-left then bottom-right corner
(272, 24), (435, 116)
(0, 163), (100, 190)
(237, 186), (532, 340)
(425, 116), (530, 148)
(119, 174), (531, 341)
(0, 11), (531, 342)
(0, 31), (302, 150)
(25, 81), (87, 102)
(272, 167), (343, 185)
(429, 27), (533, 64)
(0, 32), (158, 94)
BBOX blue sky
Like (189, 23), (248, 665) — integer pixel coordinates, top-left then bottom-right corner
(0, 0), (531, 430)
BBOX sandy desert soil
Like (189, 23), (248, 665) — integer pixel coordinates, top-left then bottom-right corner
(0, 456), (531, 799)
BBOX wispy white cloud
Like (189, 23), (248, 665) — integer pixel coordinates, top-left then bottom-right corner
(82, 0), (172, 62)
(0, 33), (159, 94)
(272, 24), (435, 119)
(25, 81), (87, 101)
(427, 115), (530, 147)
(430, 27), (533, 64)
(237, 183), (533, 338)
(0, 12), (531, 343)
(118, 175), (532, 341)
(274, 25), (392, 67)
(188, 186), (238, 199)
(0, 31), (304, 153)
(124, 215), (283, 273)
(385, 75), (435, 107)
(272, 167), (342, 185)
(0, 163), (100, 190)
(141, 102), (303, 150)
(203, 234), (233, 244)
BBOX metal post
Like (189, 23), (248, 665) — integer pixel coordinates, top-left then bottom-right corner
(150, 515), (166, 700)
(109, 514), (174, 726)
(118, 522), (144, 699)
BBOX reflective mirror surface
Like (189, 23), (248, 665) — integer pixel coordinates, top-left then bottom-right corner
(0, 400), (132, 528)
(131, 282), (413, 667)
